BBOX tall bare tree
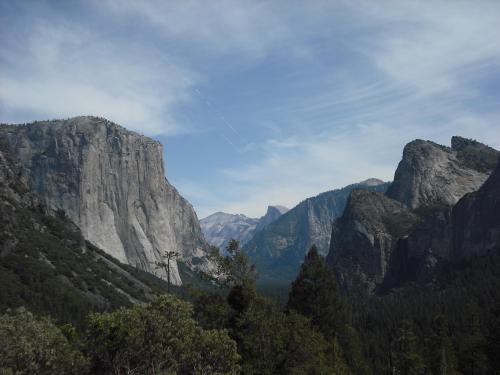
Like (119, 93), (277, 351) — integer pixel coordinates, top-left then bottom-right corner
(152, 250), (180, 292)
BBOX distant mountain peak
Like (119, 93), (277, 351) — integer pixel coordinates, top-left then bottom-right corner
(358, 178), (385, 186)
(201, 205), (289, 250)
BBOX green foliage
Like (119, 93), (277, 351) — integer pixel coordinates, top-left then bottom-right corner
(207, 240), (258, 288)
(382, 211), (419, 238)
(426, 316), (460, 375)
(287, 246), (369, 374)
(86, 294), (240, 375)
(0, 307), (88, 374)
(453, 137), (499, 173)
(230, 296), (344, 375)
(287, 245), (347, 336)
(391, 320), (425, 375)
(354, 251), (500, 374)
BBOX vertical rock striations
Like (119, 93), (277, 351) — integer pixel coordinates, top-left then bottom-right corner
(244, 179), (389, 285)
(0, 116), (209, 285)
(328, 136), (499, 296)
(327, 189), (417, 295)
(386, 137), (497, 208)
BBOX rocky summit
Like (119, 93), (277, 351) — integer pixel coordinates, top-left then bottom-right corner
(201, 205), (289, 251)
(0, 116), (209, 285)
(200, 212), (260, 250)
(328, 136), (499, 296)
(387, 136), (498, 208)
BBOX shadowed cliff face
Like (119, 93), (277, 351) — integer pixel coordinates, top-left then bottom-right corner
(328, 137), (499, 296)
(452, 158), (500, 259)
(0, 116), (209, 285)
(244, 180), (389, 286)
(327, 189), (417, 295)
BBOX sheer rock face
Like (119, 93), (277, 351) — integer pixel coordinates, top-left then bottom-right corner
(254, 205), (289, 233)
(0, 117), (209, 285)
(386, 137), (497, 209)
(244, 180), (389, 285)
(328, 137), (499, 296)
(327, 189), (417, 294)
(452, 158), (500, 259)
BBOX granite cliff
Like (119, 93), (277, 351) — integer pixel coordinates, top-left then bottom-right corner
(0, 139), (178, 327)
(387, 137), (497, 208)
(0, 116), (209, 285)
(327, 189), (417, 295)
(328, 136), (499, 295)
(244, 179), (389, 285)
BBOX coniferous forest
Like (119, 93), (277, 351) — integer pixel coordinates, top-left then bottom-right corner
(1, 237), (500, 374)
(2, 2), (500, 374)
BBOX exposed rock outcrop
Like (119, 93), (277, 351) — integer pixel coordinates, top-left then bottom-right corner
(328, 137), (499, 296)
(200, 212), (260, 250)
(386, 137), (498, 208)
(254, 205), (289, 233)
(452, 157), (500, 259)
(327, 189), (417, 295)
(244, 179), (389, 285)
(0, 117), (209, 285)
(201, 205), (289, 252)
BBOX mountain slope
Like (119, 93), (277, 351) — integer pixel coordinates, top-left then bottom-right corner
(200, 212), (260, 250)
(327, 189), (417, 295)
(0, 117), (209, 285)
(244, 179), (389, 285)
(328, 136), (499, 296)
(452, 157), (500, 259)
(201, 205), (289, 251)
(0, 142), (177, 329)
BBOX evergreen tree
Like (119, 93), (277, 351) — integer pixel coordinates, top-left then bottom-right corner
(287, 245), (347, 336)
(287, 245), (369, 374)
(392, 320), (425, 375)
(427, 315), (460, 375)
(486, 304), (500, 373)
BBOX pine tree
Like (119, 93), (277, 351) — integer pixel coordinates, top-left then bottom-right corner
(392, 320), (425, 375)
(287, 245), (370, 374)
(428, 315), (460, 375)
(287, 245), (347, 336)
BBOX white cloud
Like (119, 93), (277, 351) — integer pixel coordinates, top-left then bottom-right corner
(216, 115), (500, 217)
(352, 1), (500, 93)
(0, 21), (197, 135)
(99, 0), (292, 59)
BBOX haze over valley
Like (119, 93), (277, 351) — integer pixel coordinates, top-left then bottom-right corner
(1, 1), (500, 374)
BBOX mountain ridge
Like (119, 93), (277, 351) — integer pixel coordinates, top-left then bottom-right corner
(328, 136), (499, 296)
(0, 116), (210, 285)
(200, 204), (289, 251)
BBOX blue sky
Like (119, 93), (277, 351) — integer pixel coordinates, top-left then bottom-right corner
(1, 1), (500, 218)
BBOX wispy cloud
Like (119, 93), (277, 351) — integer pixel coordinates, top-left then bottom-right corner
(2, 1), (499, 218)
(0, 16), (197, 134)
(98, 0), (293, 60)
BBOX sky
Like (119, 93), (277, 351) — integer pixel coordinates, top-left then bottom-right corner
(1, 1), (500, 218)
